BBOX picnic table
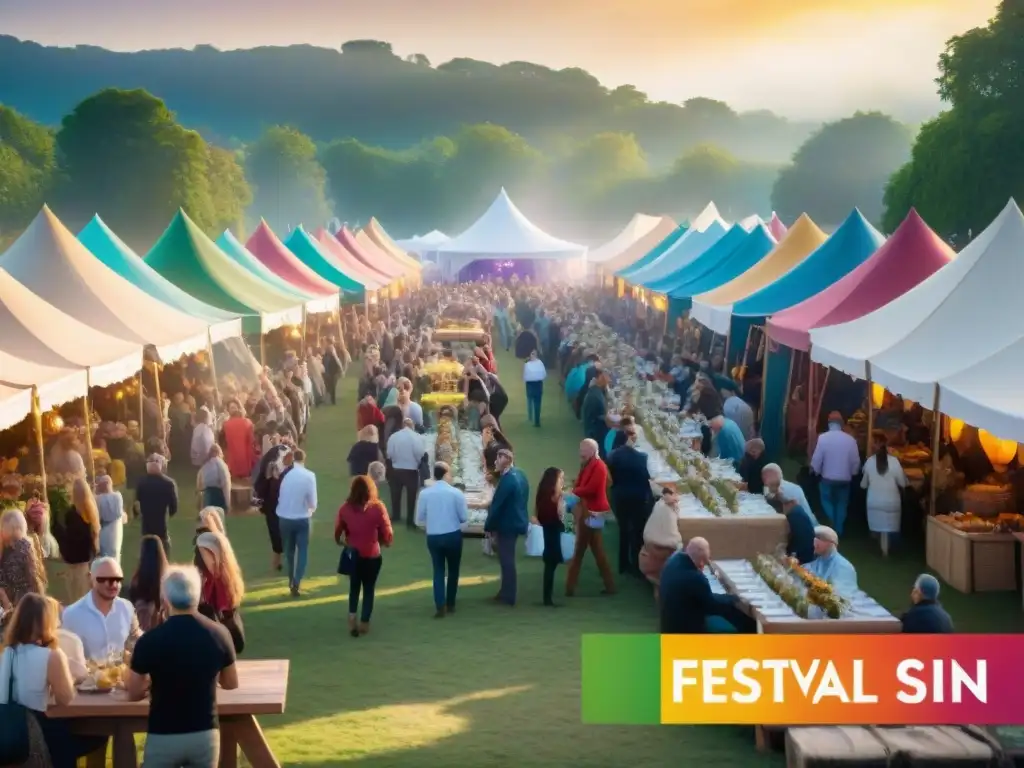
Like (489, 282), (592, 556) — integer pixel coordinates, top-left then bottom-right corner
(49, 659), (288, 768)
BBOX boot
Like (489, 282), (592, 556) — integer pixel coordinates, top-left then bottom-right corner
(358, 621), (370, 635)
(348, 614), (359, 638)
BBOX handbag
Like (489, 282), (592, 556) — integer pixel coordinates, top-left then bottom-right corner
(0, 649), (31, 765)
(337, 546), (358, 576)
(219, 609), (245, 655)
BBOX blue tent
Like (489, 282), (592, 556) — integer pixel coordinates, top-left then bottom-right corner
(283, 226), (364, 296)
(630, 222), (729, 287)
(78, 215), (237, 323)
(646, 224), (749, 294)
(664, 225), (777, 330)
(616, 225), (688, 278)
(732, 209), (884, 318)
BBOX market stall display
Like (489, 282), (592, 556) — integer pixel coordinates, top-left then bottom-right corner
(419, 359), (467, 411)
(925, 514), (1019, 593)
(421, 413), (490, 535)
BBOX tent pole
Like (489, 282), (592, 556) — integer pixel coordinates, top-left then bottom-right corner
(780, 347), (795, 452)
(759, 337), (770, 422)
(259, 332), (267, 370)
(31, 387), (48, 494)
(151, 360), (166, 443)
(83, 369), (97, 481)
(806, 347), (815, 461)
(928, 384), (941, 516)
(723, 328), (732, 370)
(137, 370), (144, 444)
(206, 329), (221, 408)
(814, 368), (832, 439)
(865, 361), (874, 456)
(300, 306), (308, 359)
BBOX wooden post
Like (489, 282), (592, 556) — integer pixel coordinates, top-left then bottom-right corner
(807, 353), (815, 461)
(300, 306), (308, 358)
(137, 372), (144, 443)
(928, 383), (941, 516)
(206, 329), (221, 407)
(83, 370), (97, 480)
(865, 361), (875, 455)
(259, 332), (267, 369)
(151, 361), (165, 442)
(780, 348), (795, 448)
(723, 328), (732, 369)
(31, 386), (47, 493)
(760, 338), (771, 419)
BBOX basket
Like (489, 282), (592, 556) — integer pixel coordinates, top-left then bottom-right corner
(961, 484), (1014, 519)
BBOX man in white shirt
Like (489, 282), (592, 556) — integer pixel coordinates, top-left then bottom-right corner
(416, 462), (469, 617)
(276, 448), (318, 597)
(62, 557), (141, 661)
(522, 349), (546, 428)
(387, 418), (426, 529)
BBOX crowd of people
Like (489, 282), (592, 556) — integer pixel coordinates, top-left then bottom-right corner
(0, 278), (957, 767)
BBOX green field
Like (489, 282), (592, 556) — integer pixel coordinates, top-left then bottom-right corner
(83, 347), (1022, 766)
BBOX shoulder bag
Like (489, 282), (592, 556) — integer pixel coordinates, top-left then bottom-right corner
(0, 648), (31, 765)
(337, 545), (358, 576)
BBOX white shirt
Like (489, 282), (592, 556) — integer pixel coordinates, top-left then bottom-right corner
(58, 628), (88, 682)
(416, 480), (469, 535)
(523, 359), (547, 383)
(643, 500), (683, 549)
(0, 645), (51, 711)
(387, 428), (426, 471)
(277, 463), (318, 520)
(62, 592), (137, 662)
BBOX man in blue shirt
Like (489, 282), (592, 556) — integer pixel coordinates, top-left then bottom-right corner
(708, 415), (745, 469)
(484, 449), (529, 606)
(416, 462), (469, 618)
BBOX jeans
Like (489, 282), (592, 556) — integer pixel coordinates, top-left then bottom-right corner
(426, 530), (463, 610)
(389, 468), (420, 525)
(496, 533), (519, 605)
(279, 517), (311, 588)
(142, 730), (220, 768)
(525, 381), (544, 426)
(324, 374), (338, 405)
(818, 479), (851, 535)
(349, 554), (383, 621)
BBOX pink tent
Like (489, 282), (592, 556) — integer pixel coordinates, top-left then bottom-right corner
(246, 221), (337, 296)
(768, 212), (788, 242)
(767, 209), (955, 352)
(335, 226), (405, 279)
(313, 228), (387, 290)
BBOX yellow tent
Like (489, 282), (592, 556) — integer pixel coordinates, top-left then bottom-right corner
(364, 218), (422, 273)
(691, 214), (827, 334)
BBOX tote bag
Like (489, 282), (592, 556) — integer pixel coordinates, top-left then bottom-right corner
(524, 523), (544, 557)
(337, 546), (358, 576)
(0, 649), (31, 765)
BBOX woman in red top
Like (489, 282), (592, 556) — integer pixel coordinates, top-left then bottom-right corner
(335, 475), (394, 637)
(195, 531), (247, 652)
(356, 396), (386, 432)
(532, 467), (566, 607)
(565, 438), (616, 597)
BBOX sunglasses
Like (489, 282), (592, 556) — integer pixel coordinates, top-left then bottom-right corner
(95, 576), (123, 585)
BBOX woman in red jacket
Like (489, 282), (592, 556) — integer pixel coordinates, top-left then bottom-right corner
(565, 438), (616, 596)
(336, 475), (394, 637)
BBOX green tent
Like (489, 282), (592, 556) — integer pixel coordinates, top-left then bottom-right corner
(284, 226), (365, 298)
(145, 211), (304, 334)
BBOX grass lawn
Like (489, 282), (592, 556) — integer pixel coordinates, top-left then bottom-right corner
(71, 346), (1022, 766)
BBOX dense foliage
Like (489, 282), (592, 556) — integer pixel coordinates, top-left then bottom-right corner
(882, 0), (1023, 238)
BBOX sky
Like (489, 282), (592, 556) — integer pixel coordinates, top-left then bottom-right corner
(0, 0), (998, 120)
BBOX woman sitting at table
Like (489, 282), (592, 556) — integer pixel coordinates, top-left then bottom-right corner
(0, 593), (107, 768)
(639, 487), (683, 585)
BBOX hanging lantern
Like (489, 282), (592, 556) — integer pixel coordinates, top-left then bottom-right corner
(978, 429), (1017, 468)
(949, 418), (965, 442)
(652, 295), (668, 312)
(114, 389), (125, 402)
(870, 383), (885, 409)
(42, 411), (64, 436)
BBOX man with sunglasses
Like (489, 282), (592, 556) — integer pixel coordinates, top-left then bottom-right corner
(62, 556), (142, 662)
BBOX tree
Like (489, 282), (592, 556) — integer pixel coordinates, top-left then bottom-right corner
(882, 0), (1023, 237)
(0, 105), (54, 235)
(771, 112), (912, 227)
(553, 132), (649, 199)
(245, 125), (332, 232)
(55, 88), (213, 249)
(207, 146), (252, 236)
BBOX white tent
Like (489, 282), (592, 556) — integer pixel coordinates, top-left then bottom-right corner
(629, 222), (729, 287)
(587, 214), (667, 265)
(738, 215), (765, 232)
(0, 268), (143, 430)
(395, 230), (450, 256)
(811, 199), (1024, 405)
(688, 202), (728, 233)
(433, 189), (587, 280)
(1, 207), (232, 360)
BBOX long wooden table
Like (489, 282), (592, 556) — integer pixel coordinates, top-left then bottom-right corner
(678, 515), (789, 560)
(50, 659), (288, 768)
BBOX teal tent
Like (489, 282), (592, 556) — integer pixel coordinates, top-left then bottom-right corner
(283, 226), (365, 297)
(616, 226), (688, 278)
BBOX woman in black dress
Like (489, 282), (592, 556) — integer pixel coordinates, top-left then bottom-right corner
(254, 444), (289, 572)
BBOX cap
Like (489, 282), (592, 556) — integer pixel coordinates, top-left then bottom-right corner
(814, 525), (839, 545)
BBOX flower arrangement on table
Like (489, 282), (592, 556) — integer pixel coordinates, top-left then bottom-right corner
(421, 392), (467, 409)
(751, 553), (848, 619)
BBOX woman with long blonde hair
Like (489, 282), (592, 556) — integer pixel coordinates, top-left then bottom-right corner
(195, 531), (246, 652)
(57, 477), (100, 602)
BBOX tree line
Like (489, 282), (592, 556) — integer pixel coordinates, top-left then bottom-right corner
(0, 90), (913, 251)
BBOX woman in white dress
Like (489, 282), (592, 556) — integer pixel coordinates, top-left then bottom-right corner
(95, 474), (127, 563)
(861, 432), (906, 555)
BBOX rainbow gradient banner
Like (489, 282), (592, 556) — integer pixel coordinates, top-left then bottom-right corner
(581, 634), (1024, 725)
